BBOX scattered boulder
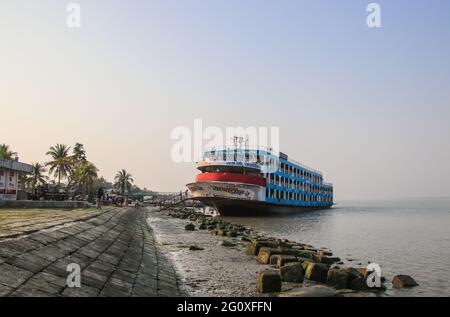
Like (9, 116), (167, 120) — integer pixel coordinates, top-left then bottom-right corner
(276, 255), (298, 268)
(198, 223), (207, 230)
(330, 257), (341, 263)
(313, 255), (335, 265)
(245, 241), (268, 256)
(218, 240), (235, 247)
(185, 223), (195, 231)
(317, 250), (333, 257)
(345, 267), (364, 280)
(296, 257), (313, 264)
(257, 270), (281, 293)
(276, 240), (292, 249)
(392, 275), (419, 288)
(280, 263), (304, 283)
(226, 230), (238, 238)
(257, 247), (281, 264)
(301, 261), (313, 271)
(304, 263), (329, 283)
(269, 254), (280, 265)
(326, 268), (350, 289)
(217, 230), (227, 237)
(349, 276), (369, 291)
(356, 267), (368, 278)
(189, 245), (204, 251)
(295, 250), (315, 260)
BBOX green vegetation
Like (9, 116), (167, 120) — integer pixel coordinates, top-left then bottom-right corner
(2, 142), (153, 200)
(114, 169), (134, 195)
(0, 143), (18, 159)
(46, 144), (73, 188)
(73, 162), (99, 195)
(22, 163), (48, 196)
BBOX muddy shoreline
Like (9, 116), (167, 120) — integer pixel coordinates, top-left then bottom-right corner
(147, 208), (261, 296)
(147, 206), (419, 297)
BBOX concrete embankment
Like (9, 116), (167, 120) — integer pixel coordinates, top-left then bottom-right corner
(0, 200), (91, 209)
(0, 207), (183, 297)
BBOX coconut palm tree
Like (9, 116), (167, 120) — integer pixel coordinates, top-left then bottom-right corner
(68, 143), (87, 187)
(72, 142), (87, 163)
(23, 163), (48, 196)
(46, 144), (73, 189)
(0, 143), (17, 159)
(74, 162), (98, 195)
(114, 169), (134, 195)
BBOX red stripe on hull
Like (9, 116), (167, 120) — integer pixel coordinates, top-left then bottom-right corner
(195, 173), (266, 187)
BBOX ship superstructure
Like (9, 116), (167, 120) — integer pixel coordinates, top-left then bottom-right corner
(187, 145), (333, 216)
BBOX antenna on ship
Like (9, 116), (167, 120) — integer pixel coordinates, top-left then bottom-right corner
(232, 135), (245, 149)
(244, 136), (249, 150)
(232, 135), (238, 149)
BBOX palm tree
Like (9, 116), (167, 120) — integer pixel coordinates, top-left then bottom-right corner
(74, 162), (98, 195)
(114, 169), (134, 195)
(0, 143), (17, 159)
(68, 143), (87, 187)
(72, 142), (87, 163)
(46, 144), (73, 189)
(23, 163), (48, 196)
(93, 176), (113, 191)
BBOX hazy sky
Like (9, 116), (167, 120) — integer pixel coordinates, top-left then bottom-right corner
(1, 0), (450, 200)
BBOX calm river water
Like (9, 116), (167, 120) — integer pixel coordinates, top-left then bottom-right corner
(223, 199), (450, 297)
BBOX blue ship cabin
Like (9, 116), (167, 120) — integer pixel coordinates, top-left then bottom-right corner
(201, 148), (333, 207)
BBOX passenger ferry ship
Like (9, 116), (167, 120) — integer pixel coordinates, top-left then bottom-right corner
(186, 143), (333, 216)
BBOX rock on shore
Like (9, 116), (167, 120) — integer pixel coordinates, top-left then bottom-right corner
(164, 207), (418, 297)
(257, 271), (281, 293)
(280, 263), (304, 283)
(392, 275), (419, 288)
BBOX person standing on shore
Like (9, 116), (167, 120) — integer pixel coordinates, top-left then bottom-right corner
(97, 187), (104, 209)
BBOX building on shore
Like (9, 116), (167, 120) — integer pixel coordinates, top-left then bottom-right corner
(0, 158), (33, 201)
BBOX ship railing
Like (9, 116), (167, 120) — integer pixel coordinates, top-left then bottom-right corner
(201, 146), (323, 176)
(153, 190), (198, 207)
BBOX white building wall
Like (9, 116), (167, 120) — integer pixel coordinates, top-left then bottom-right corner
(0, 168), (18, 200)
